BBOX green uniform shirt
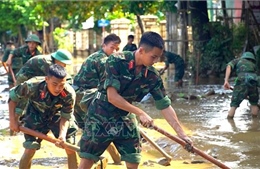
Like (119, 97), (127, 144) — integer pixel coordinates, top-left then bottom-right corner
(73, 50), (108, 89)
(96, 51), (171, 115)
(228, 58), (256, 75)
(10, 45), (41, 69)
(9, 80), (75, 120)
(164, 51), (184, 68)
(122, 44), (137, 52)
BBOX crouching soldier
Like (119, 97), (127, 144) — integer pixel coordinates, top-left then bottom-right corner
(8, 64), (78, 169)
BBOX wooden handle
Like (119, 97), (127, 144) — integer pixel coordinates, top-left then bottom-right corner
(140, 129), (172, 161)
(8, 65), (16, 85)
(19, 126), (80, 152)
(152, 125), (230, 169)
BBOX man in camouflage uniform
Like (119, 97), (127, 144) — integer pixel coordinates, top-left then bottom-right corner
(1, 40), (15, 89)
(159, 50), (185, 87)
(73, 33), (121, 164)
(224, 52), (259, 119)
(122, 35), (137, 52)
(6, 34), (41, 87)
(78, 31), (192, 169)
(9, 64), (78, 169)
(11, 49), (75, 137)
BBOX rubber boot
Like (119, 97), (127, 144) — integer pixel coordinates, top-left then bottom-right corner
(227, 107), (237, 119)
(66, 150), (78, 169)
(19, 149), (36, 169)
(250, 105), (259, 118)
(106, 143), (121, 164)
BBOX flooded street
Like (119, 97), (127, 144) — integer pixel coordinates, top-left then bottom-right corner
(0, 64), (260, 169)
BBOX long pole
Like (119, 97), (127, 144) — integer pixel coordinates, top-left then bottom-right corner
(19, 126), (79, 152)
(151, 125), (230, 169)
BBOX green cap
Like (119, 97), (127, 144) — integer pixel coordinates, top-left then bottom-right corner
(25, 34), (41, 45)
(241, 52), (255, 61)
(51, 49), (73, 65)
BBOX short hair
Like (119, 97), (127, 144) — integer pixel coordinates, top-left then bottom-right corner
(139, 31), (164, 51)
(103, 33), (121, 44)
(48, 64), (67, 79)
(128, 35), (134, 40)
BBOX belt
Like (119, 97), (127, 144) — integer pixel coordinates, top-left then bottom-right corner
(94, 91), (108, 102)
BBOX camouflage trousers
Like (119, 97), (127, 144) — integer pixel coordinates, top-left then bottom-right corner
(22, 105), (78, 150)
(78, 103), (141, 163)
(74, 88), (97, 129)
(174, 64), (185, 82)
(231, 81), (259, 107)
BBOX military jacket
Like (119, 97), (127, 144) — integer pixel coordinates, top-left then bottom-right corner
(92, 51), (171, 118)
(164, 51), (184, 67)
(2, 48), (13, 62)
(9, 80), (75, 120)
(73, 50), (108, 89)
(16, 55), (73, 85)
(228, 58), (257, 75)
(10, 45), (41, 69)
(122, 44), (137, 52)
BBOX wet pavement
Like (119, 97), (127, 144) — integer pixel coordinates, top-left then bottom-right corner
(0, 65), (260, 169)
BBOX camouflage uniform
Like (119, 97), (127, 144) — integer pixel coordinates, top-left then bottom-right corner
(164, 51), (185, 82)
(122, 44), (137, 52)
(9, 80), (77, 149)
(73, 49), (108, 129)
(79, 51), (171, 163)
(15, 54), (73, 116)
(228, 58), (258, 107)
(9, 45), (41, 85)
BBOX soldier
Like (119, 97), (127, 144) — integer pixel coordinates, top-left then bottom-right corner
(73, 33), (121, 164)
(78, 31), (192, 169)
(11, 49), (74, 136)
(224, 52), (259, 119)
(159, 50), (185, 87)
(6, 34), (41, 87)
(9, 64), (78, 169)
(122, 35), (137, 52)
(1, 40), (15, 89)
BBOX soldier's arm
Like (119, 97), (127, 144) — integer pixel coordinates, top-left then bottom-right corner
(58, 117), (69, 142)
(161, 106), (192, 145)
(16, 58), (40, 85)
(8, 82), (31, 131)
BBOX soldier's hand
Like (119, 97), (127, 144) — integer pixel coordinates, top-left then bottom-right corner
(139, 113), (153, 128)
(223, 81), (230, 90)
(180, 136), (193, 152)
(9, 120), (20, 132)
(55, 137), (65, 149)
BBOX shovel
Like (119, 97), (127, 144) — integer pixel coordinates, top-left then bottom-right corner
(151, 124), (230, 169)
(19, 126), (80, 152)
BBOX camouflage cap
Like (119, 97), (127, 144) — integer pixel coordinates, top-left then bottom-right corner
(25, 34), (41, 45)
(51, 49), (73, 65)
(241, 52), (255, 61)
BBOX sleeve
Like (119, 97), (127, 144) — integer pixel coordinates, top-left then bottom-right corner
(60, 87), (76, 120)
(149, 74), (171, 110)
(103, 55), (121, 91)
(227, 59), (238, 69)
(9, 82), (32, 102)
(2, 49), (11, 62)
